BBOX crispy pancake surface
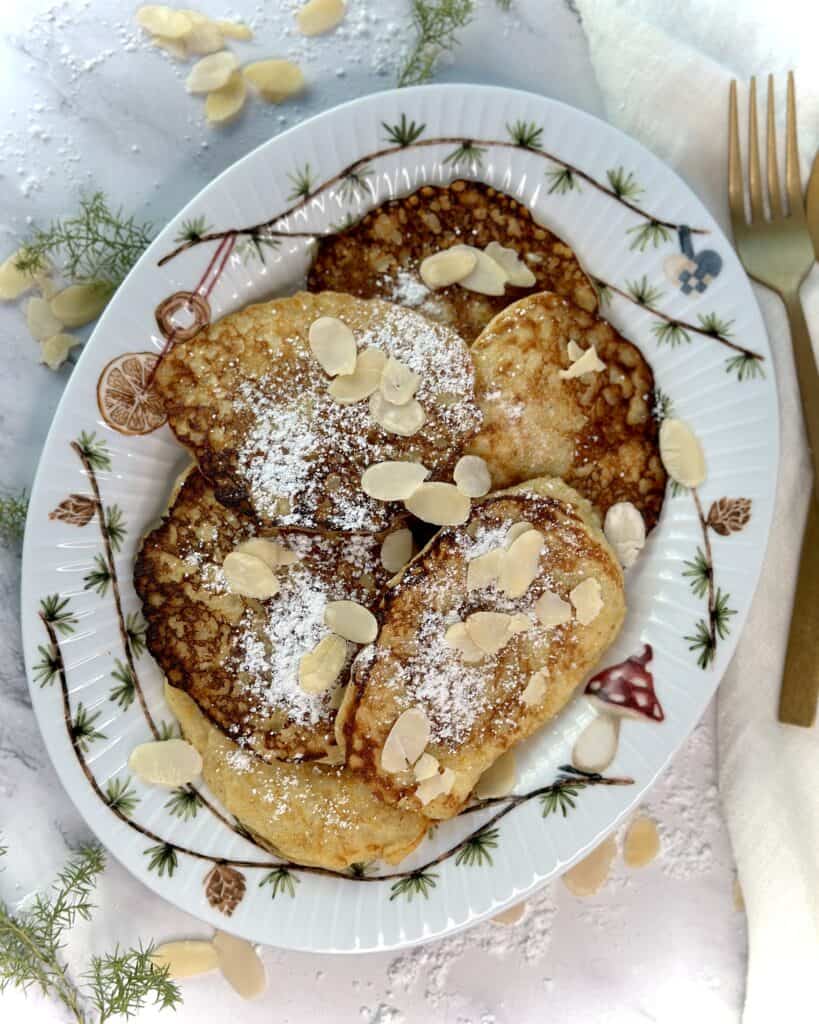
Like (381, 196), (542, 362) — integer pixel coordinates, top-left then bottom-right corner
(467, 292), (666, 530)
(307, 180), (597, 342)
(154, 291), (481, 532)
(167, 684), (426, 869)
(135, 470), (398, 763)
(343, 479), (625, 819)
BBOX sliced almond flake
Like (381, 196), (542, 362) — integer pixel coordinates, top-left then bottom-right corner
(308, 316), (357, 376)
(243, 59), (305, 102)
(465, 611), (513, 655)
(569, 577), (603, 625)
(186, 50), (239, 93)
(151, 940), (219, 979)
(498, 528), (545, 598)
(452, 244), (508, 296)
(381, 706), (430, 773)
(562, 835), (617, 897)
(136, 5), (193, 38)
(222, 551), (279, 599)
(380, 528), (414, 573)
(184, 20), (225, 55)
(0, 249), (38, 301)
(205, 71), (247, 125)
(380, 356), (420, 405)
(49, 281), (112, 327)
(453, 455), (491, 498)
(404, 482), (470, 526)
(623, 816), (660, 868)
(324, 599), (378, 643)
(603, 501), (646, 568)
(416, 766), (455, 805)
(484, 242), (536, 287)
(474, 749), (516, 799)
(334, 680), (357, 750)
(572, 714), (619, 774)
(361, 461), (429, 501)
(40, 333), (80, 371)
(215, 18), (253, 40)
(212, 931), (267, 1000)
(659, 418), (706, 487)
(234, 537), (299, 569)
(521, 669), (548, 706)
(466, 547), (502, 591)
(129, 738), (203, 787)
(559, 344), (606, 379)
(35, 272), (58, 300)
(152, 34), (189, 59)
(26, 297), (63, 341)
(298, 633), (347, 694)
(492, 902), (526, 926)
(534, 589), (572, 627)
(296, 0), (346, 36)
(419, 247), (477, 289)
(369, 390), (426, 437)
(508, 612), (532, 634)
(504, 521), (534, 548)
(318, 745), (345, 766)
(443, 620), (485, 663)
(567, 339), (583, 361)
(413, 751), (439, 781)
(328, 346), (386, 404)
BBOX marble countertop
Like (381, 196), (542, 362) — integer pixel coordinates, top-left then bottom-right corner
(0, 2), (746, 1021)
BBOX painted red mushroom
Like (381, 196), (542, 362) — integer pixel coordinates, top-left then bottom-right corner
(572, 645), (663, 773)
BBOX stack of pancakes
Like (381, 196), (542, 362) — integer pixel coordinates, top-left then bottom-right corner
(136, 181), (665, 871)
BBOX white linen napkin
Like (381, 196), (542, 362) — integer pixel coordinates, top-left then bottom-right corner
(574, 1), (819, 1020)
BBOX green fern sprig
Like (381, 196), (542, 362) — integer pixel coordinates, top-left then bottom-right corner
(389, 869), (438, 901)
(507, 119), (543, 150)
(454, 826), (499, 867)
(83, 554), (112, 596)
(84, 943), (180, 1021)
(105, 777), (139, 817)
(382, 114), (426, 147)
(259, 866), (299, 899)
(397, 0), (475, 88)
(0, 489), (28, 544)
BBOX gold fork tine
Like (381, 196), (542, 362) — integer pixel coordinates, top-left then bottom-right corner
(748, 77), (764, 221)
(728, 81), (745, 225)
(786, 70), (802, 215)
(766, 74), (783, 220)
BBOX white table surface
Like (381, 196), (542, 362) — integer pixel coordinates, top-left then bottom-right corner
(0, 1), (747, 1021)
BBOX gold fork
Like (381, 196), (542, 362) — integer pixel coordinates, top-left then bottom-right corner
(729, 73), (819, 727)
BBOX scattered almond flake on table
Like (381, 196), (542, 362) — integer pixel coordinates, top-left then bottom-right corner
(205, 70), (247, 124)
(40, 333), (80, 371)
(25, 296), (63, 340)
(212, 931), (267, 1000)
(296, 0), (347, 37)
(48, 281), (112, 327)
(492, 900), (527, 926)
(151, 940), (219, 979)
(243, 59), (305, 103)
(562, 834), (617, 897)
(623, 814), (660, 868)
(0, 249), (38, 300)
(186, 50), (239, 92)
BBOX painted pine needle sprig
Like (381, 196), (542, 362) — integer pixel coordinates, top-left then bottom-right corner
(397, 0), (475, 88)
(0, 842), (181, 1023)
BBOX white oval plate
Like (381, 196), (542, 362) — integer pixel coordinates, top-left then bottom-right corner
(22, 85), (777, 953)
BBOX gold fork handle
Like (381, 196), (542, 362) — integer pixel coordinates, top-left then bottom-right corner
(783, 292), (819, 495)
(779, 491), (819, 726)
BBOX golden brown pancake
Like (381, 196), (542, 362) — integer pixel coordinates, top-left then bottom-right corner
(154, 291), (481, 533)
(307, 180), (597, 342)
(342, 478), (625, 820)
(135, 469), (400, 763)
(467, 292), (667, 531)
(167, 684), (426, 869)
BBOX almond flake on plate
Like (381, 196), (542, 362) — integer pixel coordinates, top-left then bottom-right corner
(151, 940), (219, 979)
(380, 528), (415, 573)
(569, 577), (603, 625)
(659, 417), (706, 487)
(413, 751), (439, 781)
(419, 247), (477, 289)
(369, 390), (426, 436)
(453, 244), (508, 296)
(243, 59), (305, 103)
(572, 713), (619, 773)
(603, 501), (646, 568)
(474, 749), (516, 799)
(521, 669), (548, 706)
(296, 0), (346, 36)
(534, 589), (572, 627)
(361, 461), (429, 501)
(40, 333), (80, 371)
(129, 738), (203, 787)
(49, 282), (112, 327)
(222, 551), (279, 599)
(484, 242), (536, 287)
(453, 455), (491, 498)
(559, 343), (606, 379)
(186, 51), (239, 93)
(465, 611), (514, 655)
(381, 706), (430, 773)
(324, 599), (378, 643)
(498, 528), (544, 598)
(298, 633), (348, 694)
(443, 620), (485, 663)
(466, 547), (502, 591)
(416, 766), (456, 805)
(380, 356), (420, 405)
(308, 316), (357, 376)
(212, 931), (267, 1000)
(328, 346), (386, 404)
(404, 482), (470, 525)
(205, 71), (247, 124)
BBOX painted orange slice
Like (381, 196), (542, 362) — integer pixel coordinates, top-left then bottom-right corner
(97, 351), (167, 436)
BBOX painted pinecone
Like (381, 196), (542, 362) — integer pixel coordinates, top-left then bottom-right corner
(707, 497), (751, 536)
(204, 864), (246, 916)
(49, 494), (96, 526)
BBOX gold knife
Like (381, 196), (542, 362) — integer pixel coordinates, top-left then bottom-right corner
(780, 151), (819, 727)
